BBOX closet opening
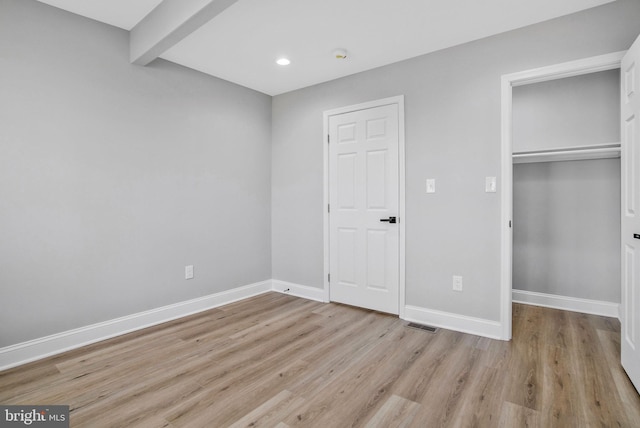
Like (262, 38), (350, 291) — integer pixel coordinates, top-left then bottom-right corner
(511, 69), (621, 319)
(499, 51), (625, 341)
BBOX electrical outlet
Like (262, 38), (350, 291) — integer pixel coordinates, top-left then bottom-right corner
(453, 275), (463, 291)
(185, 265), (194, 280)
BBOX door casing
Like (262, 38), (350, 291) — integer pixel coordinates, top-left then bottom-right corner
(323, 96), (406, 317)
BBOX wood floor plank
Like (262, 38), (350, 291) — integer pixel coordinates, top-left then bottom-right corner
(498, 401), (540, 427)
(179, 294), (313, 344)
(503, 304), (544, 411)
(55, 330), (184, 375)
(187, 320), (322, 391)
(284, 328), (432, 427)
(0, 361), (62, 402)
(538, 344), (578, 427)
(5, 337), (192, 406)
(162, 311), (336, 425)
(66, 346), (218, 419)
(566, 312), (628, 426)
(389, 328), (465, 404)
(287, 312), (401, 397)
(448, 365), (503, 427)
(405, 341), (484, 427)
(282, 342), (395, 427)
(1, 294), (639, 427)
(166, 359), (311, 427)
(596, 329), (640, 423)
(228, 299), (321, 340)
(227, 390), (305, 428)
(73, 379), (202, 427)
(313, 328), (432, 427)
(364, 394), (420, 428)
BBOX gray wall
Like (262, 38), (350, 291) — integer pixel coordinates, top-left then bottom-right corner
(513, 160), (621, 302)
(0, 0), (272, 347)
(513, 70), (620, 152)
(271, 0), (640, 321)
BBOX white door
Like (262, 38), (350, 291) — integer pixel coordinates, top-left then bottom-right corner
(328, 103), (399, 314)
(621, 34), (640, 394)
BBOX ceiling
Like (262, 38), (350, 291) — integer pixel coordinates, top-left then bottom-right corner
(37, 0), (616, 95)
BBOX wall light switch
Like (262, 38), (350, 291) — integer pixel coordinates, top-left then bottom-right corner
(485, 176), (497, 193)
(426, 179), (436, 194)
(453, 275), (463, 292)
(185, 265), (194, 280)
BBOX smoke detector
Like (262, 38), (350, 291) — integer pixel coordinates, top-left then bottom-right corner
(333, 49), (348, 60)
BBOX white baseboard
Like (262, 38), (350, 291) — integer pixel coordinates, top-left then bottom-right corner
(512, 289), (619, 319)
(0, 280), (272, 372)
(403, 305), (503, 340)
(271, 280), (327, 302)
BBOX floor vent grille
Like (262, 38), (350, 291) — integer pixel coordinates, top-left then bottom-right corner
(407, 322), (438, 333)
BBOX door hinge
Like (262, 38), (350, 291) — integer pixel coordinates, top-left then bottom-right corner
(327, 134), (330, 143)
(509, 220), (512, 228)
(328, 204), (330, 213)
(328, 273), (330, 282)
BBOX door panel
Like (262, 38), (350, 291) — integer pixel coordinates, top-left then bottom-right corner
(338, 122), (357, 143)
(337, 154), (357, 209)
(621, 34), (640, 394)
(366, 229), (387, 289)
(624, 245), (636, 346)
(366, 150), (387, 209)
(624, 115), (637, 216)
(329, 103), (399, 314)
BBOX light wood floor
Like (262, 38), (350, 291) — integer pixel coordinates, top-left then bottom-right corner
(1, 292), (640, 427)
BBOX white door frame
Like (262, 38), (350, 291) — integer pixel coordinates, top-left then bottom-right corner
(323, 95), (406, 317)
(500, 52), (625, 340)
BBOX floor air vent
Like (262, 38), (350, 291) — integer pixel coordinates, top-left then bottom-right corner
(407, 322), (438, 333)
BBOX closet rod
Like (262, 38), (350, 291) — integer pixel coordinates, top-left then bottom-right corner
(512, 143), (620, 164)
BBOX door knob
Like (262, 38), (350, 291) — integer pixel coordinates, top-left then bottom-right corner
(634, 234), (640, 240)
(380, 216), (397, 224)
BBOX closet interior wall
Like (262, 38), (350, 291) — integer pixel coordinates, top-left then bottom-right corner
(512, 69), (621, 305)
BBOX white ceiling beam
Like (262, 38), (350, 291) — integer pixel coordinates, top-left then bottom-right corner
(130, 0), (238, 66)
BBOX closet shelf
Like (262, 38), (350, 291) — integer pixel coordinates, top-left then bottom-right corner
(512, 143), (621, 164)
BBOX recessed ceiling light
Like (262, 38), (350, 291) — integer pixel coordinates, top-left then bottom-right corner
(276, 58), (291, 66)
